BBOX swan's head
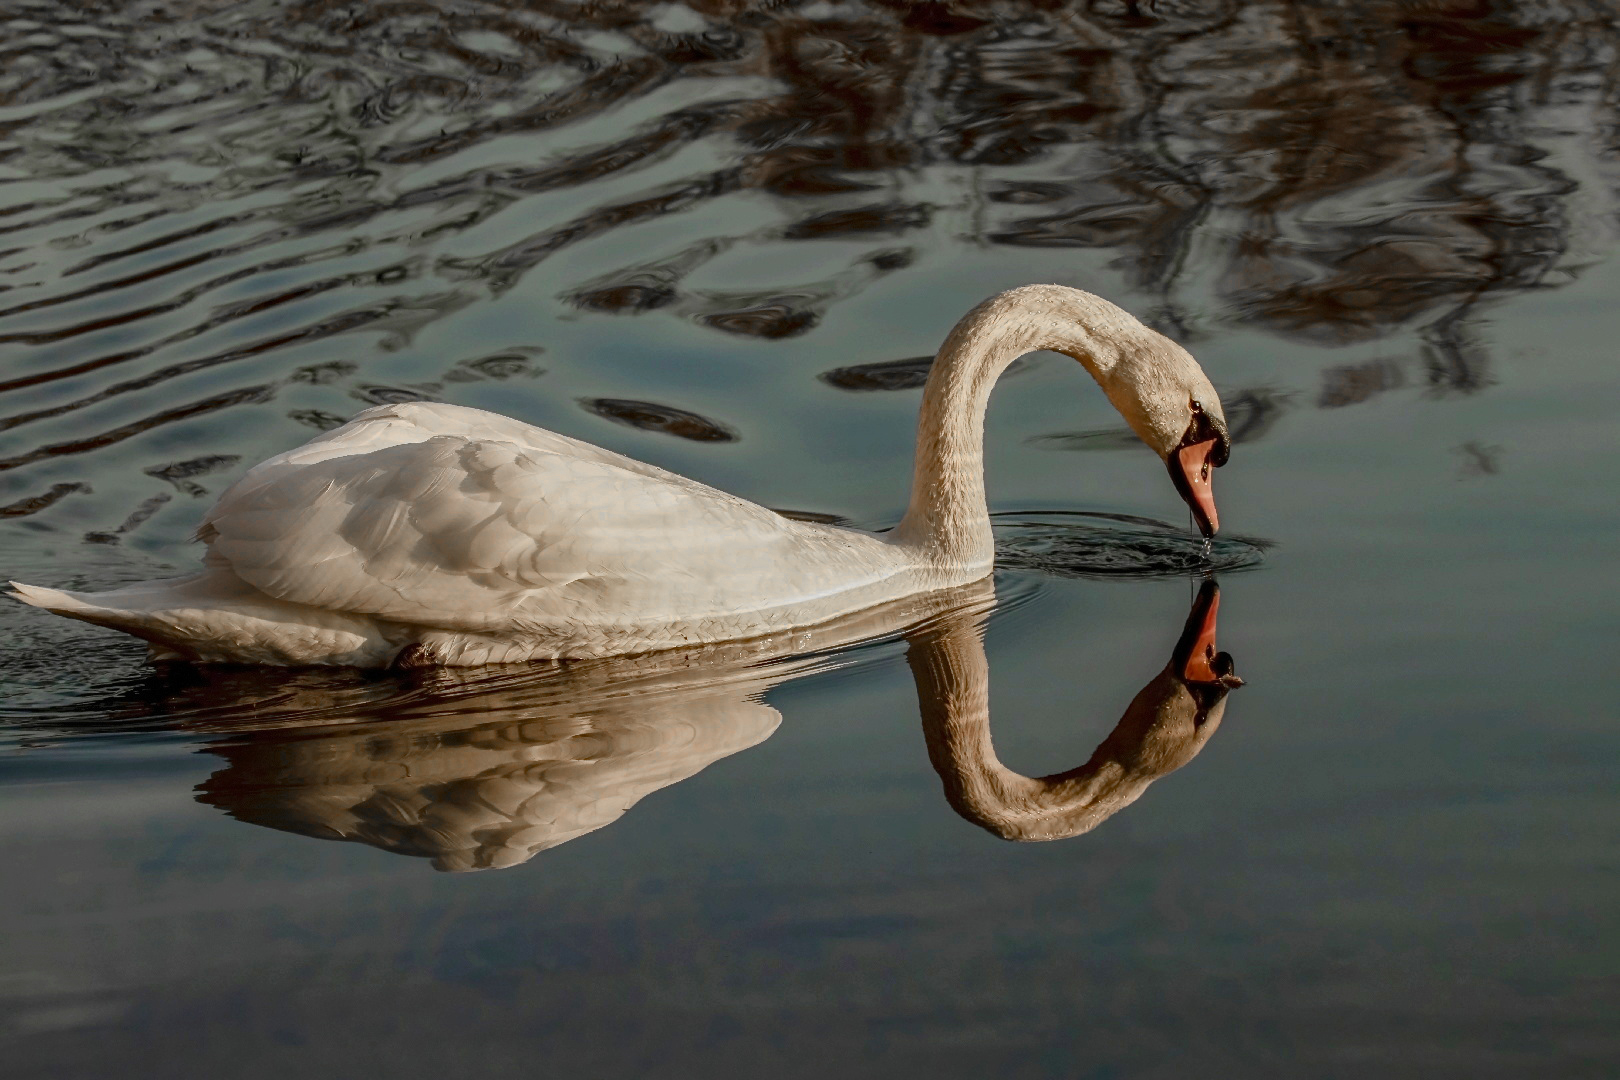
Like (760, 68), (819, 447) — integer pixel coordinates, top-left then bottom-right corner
(934, 284), (1233, 537)
(1097, 333), (1231, 537)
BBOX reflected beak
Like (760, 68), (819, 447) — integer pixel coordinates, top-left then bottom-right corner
(1173, 580), (1245, 689)
(1171, 438), (1220, 537)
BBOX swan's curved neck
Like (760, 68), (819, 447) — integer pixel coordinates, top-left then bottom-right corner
(893, 287), (1138, 567)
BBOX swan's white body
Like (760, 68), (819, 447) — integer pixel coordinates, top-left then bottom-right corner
(10, 285), (1229, 666)
(13, 401), (947, 665)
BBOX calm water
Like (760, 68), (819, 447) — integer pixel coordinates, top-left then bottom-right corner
(1, 2), (1616, 1076)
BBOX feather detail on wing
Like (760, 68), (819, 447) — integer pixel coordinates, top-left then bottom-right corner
(197, 403), (836, 632)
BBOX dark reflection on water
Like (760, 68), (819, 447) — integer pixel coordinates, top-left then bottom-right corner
(821, 354), (1034, 392)
(581, 396), (739, 441)
(1, 0), (1613, 527)
(0, 480), (86, 516)
(821, 355), (940, 392)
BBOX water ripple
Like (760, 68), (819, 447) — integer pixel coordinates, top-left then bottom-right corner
(993, 512), (1271, 580)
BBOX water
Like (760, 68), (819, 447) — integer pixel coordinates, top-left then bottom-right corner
(2, 2), (1617, 1075)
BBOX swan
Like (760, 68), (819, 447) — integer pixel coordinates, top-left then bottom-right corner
(7, 284), (1232, 666)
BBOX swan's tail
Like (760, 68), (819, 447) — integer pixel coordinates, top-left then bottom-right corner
(8, 580), (141, 628)
(7, 574), (390, 665)
(6, 579), (215, 653)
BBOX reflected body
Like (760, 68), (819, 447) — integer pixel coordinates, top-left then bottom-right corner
(193, 583), (994, 871)
(184, 580), (1240, 870)
(10, 287), (1230, 666)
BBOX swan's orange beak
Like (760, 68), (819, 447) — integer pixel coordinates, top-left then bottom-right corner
(1172, 438), (1220, 537)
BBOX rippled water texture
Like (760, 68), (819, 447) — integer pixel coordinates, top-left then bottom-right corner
(1, 3), (1617, 1077)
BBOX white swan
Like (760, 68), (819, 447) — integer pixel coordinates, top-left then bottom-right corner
(8, 285), (1231, 666)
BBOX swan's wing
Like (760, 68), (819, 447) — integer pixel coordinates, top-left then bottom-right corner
(197, 403), (837, 631)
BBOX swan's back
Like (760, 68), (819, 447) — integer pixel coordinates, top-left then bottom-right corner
(189, 403), (904, 659)
(239, 401), (686, 483)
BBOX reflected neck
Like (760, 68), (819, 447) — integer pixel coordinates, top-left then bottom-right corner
(907, 610), (1208, 843)
(893, 286), (1135, 567)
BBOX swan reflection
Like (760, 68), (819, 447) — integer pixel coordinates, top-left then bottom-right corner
(189, 581), (1242, 870)
(198, 682), (780, 873)
(913, 580), (1241, 842)
(190, 585), (994, 872)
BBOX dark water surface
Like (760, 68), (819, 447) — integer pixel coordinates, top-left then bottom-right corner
(1, 2), (1616, 1076)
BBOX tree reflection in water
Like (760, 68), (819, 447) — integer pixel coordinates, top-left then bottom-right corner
(2, 1), (1616, 528)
